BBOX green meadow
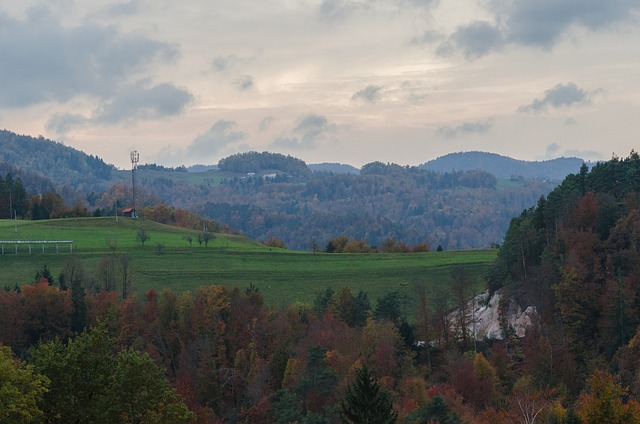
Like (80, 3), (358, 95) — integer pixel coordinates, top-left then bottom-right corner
(0, 218), (497, 310)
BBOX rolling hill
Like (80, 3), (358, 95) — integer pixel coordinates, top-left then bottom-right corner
(0, 217), (496, 308)
(421, 151), (595, 180)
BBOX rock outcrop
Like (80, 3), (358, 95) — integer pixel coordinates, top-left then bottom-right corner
(449, 290), (538, 341)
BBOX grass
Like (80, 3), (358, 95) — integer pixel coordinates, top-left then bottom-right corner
(0, 218), (497, 313)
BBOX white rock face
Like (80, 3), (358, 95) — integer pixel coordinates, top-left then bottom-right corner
(450, 290), (538, 341)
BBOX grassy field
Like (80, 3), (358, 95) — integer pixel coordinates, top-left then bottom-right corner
(0, 218), (497, 311)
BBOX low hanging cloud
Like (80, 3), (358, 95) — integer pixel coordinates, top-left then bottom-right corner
(271, 114), (337, 149)
(543, 143), (603, 160)
(0, 7), (178, 108)
(436, 120), (493, 139)
(351, 85), (384, 104)
(518, 82), (600, 113)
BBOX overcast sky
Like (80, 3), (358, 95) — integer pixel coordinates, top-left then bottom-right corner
(2, 0), (640, 169)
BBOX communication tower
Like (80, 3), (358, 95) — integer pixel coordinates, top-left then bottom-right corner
(130, 150), (140, 218)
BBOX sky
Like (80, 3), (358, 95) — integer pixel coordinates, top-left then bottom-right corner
(1, 1), (640, 170)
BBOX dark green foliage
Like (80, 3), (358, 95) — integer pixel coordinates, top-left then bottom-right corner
(271, 389), (304, 424)
(374, 291), (401, 324)
(404, 396), (461, 424)
(341, 363), (398, 424)
(34, 265), (54, 286)
(218, 151), (312, 178)
(70, 279), (87, 334)
(314, 287), (335, 315)
(0, 173), (28, 218)
(30, 325), (192, 423)
(0, 130), (113, 196)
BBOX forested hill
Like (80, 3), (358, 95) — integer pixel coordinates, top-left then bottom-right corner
(421, 151), (594, 180)
(0, 130), (115, 191)
(490, 152), (640, 396)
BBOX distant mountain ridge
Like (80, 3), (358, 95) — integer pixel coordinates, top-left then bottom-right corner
(421, 151), (595, 181)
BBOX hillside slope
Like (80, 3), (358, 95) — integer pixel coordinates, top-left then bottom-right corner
(421, 151), (593, 180)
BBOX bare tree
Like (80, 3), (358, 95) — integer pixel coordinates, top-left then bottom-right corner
(96, 254), (116, 291)
(450, 265), (472, 350)
(136, 229), (149, 246)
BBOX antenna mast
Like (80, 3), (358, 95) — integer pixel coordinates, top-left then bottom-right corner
(130, 150), (139, 217)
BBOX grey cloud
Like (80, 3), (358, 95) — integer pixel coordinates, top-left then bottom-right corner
(562, 149), (604, 161)
(436, 120), (493, 139)
(351, 85), (384, 104)
(260, 116), (274, 131)
(494, 0), (640, 49)
(46, 113), (88, 134)
(519, 82), (595, 113)
(212, 55), (241, 72)
(233, 75), (254, 91)
(438, 21), (504, 60)
(545, 143), (561, 157)
(46, 81), (193, 134)
(410, 30), (443, 46)
(438, 0), (640, 58)
(319, 0), (367, 23)
(400, 0), (439, 8)
(98, 0), (141, 17)
(93, 81), (193, 124)
(187, 120), (246, 158)
(0, 8), (178, 107)
(272, 114), (336, 150)
(541, 143), (602, 160)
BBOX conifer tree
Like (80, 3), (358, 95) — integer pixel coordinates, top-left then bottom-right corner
(341, 363), (397, 424)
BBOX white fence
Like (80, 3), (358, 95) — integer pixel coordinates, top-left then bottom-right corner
(0, 240), (74, 254)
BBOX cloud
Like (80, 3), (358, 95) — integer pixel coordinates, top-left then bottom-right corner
(541, 143), (603, 160)
(187, 120), (246, 158)
(494, 0), (640, 49)
(46, 113), (88, 134)
(319, 0), (367, 23)
(545, 143), (561, 157)
(259, 116), (274, 131)
(46, 80), (193, 133)
(0, 7), (178, 108)
(93, 81), (193, 124)
(97, 0), (141, 17)
(436, 1), (640, 58)
(233, 75), (254, 91)
(211, 55), (242, 72)
(437, 21), (504, 60)
(272, 114), (337, 149)
(410, 30), (443, 46)
(351, 85), (384, 104)
(519, 82), (598, 113)
(436, 120), (493, 139)
(320, 0), (438, 23)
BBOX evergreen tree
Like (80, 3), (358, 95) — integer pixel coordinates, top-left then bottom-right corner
(341, 363), (397, 424)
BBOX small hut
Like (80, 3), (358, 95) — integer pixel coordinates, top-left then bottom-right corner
(121, 207), (138, 218)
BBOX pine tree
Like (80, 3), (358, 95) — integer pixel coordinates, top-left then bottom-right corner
(341, 363), (397, 424)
